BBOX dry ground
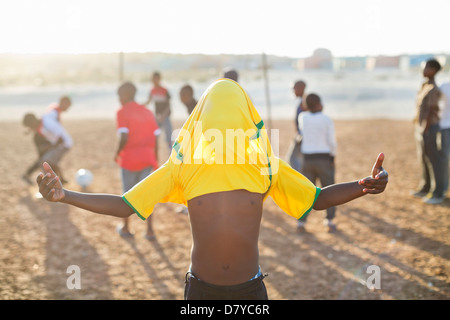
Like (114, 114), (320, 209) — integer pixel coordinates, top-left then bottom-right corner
(1, 118), (449, 300)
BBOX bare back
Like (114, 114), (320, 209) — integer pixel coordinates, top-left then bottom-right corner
(187, 190), (264, 286)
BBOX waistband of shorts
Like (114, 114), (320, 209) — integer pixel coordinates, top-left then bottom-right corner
(303, 153), (333, 160)
(185, 266), (267, 290)
(249, 266), (263, 281)
(188, 265), (262, 281)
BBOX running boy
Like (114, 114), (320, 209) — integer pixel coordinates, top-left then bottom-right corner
(37, 79), (388, 300)
(22, 113), (61, 184)
(41, 96), (73, 183)
(23, 96), (73, 183)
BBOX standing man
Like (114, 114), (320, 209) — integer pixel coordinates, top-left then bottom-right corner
(411, 59), (444, 204)
(115, 82), (160, 239)
(287, 80), (306, 172)
(439, 80), (450, 196)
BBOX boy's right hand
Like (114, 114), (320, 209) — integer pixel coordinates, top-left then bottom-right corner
(36, 162), (65, 202)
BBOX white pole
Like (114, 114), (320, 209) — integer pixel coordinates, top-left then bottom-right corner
(119, 52), (124, 83)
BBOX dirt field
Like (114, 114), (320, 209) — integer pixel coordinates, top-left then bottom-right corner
(0, 118), (449, 300)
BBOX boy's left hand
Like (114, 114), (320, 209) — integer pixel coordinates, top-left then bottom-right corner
(358, 153), (388, 194)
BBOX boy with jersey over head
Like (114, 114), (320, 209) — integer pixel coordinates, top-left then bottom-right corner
(36, 79), (388, 300)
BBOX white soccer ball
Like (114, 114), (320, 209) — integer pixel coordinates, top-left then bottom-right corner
(75, 169), (93, 187)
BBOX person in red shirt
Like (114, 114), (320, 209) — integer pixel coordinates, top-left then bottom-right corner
(144, 71), (173, 153)
(115, 82), (160, 239)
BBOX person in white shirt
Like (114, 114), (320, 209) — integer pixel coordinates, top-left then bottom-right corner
(439, 81), (450, 195)
(22, 113), (57, 184)
(41, 96), (73, 182)
(24, 96), (73, 183)
(297, 93), (338, 233)
(41, 102), (73, 148)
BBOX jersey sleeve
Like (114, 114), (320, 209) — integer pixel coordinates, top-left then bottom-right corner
(121, 160), (183, 220)
(267, 158), (321, 220)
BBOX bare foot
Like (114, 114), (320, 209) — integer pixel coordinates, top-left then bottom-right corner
(116, 224), (134, 238)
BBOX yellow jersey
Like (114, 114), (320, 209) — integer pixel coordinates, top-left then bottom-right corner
(123, 79), (320, 220)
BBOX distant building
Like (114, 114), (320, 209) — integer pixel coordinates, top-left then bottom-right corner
(296, 48), (334, 70)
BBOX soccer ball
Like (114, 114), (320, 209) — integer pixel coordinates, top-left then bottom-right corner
(75, 169), (93, 188)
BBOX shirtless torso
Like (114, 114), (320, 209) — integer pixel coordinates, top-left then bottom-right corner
(188, 190), (264, 285)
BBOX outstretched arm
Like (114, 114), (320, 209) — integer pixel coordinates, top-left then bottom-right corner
(37, 162), (134, 218)
(313, 153), (388, 210)
(143, 93), (153, 106)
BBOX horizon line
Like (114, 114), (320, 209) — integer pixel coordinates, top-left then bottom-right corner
(1, 49), (449, 60)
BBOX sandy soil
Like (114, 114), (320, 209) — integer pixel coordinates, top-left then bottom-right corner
(0, 118), (449, 300)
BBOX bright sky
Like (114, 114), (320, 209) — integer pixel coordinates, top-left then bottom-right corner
(1, 0), (449, 58)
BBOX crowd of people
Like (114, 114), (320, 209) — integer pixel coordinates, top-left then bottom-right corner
(25, 60), (448, 300)
(24, 62), (450, 234)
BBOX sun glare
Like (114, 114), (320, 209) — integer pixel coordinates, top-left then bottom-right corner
(1, 0), (449, 57)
